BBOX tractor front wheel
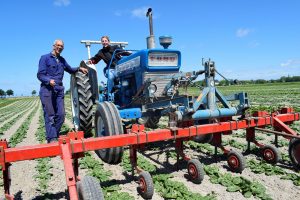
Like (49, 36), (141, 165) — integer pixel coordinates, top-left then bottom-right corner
(94, 102), (124, 164)
(289, 138), (300, 169)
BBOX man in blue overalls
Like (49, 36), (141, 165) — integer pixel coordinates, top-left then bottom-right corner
(37, 39), (88, 143)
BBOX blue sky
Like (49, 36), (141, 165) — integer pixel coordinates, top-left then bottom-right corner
(0, 0), (299, 96)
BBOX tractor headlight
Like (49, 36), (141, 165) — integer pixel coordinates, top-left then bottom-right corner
(122, 80), (129, 87)
(148, 84), (157, 95)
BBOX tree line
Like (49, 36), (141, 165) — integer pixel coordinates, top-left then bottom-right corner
(0, 89), (14, 97)
(193, 75), (300, 86)
(0, 89), (37, 98)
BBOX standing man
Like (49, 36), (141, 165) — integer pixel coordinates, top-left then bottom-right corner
(37, 39), (88, 143)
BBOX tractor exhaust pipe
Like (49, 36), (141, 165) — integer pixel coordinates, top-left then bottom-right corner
(146, 8), (155, 49)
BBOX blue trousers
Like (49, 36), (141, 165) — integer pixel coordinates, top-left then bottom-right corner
(104, 69), (116, 93)
(39, 85), (65, 142)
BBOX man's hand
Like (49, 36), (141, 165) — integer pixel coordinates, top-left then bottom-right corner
(49, 79), (56, 87)
(79, 67), (88, 74)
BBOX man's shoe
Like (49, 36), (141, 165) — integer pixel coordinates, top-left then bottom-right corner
(49, 138), (58, 143)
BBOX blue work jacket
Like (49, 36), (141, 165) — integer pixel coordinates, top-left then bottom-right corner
(37, 53), (79, 86)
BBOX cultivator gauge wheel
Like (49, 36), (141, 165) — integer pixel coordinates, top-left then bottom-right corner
(70, 72), (93, 137)
(289, 138), (300, 169)
(94, 102), (124, 164)
(260, 144), (281, 164)
(187, 159), (205, 184)
(227, 150), (246, 173)
(137, 171), (154, 199)
(76, 176), (104, 200)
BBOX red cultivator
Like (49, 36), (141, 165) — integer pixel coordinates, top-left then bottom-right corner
(0, 108), (299, 200)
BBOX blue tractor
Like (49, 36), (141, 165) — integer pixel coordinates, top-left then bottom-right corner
(70, 8), (249, 165)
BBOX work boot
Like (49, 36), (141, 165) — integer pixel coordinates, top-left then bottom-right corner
(48, 138), (58, 143)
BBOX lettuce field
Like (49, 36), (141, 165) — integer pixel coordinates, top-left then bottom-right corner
(0, 81), (299, 200)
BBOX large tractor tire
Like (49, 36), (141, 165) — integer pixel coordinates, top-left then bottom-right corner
(70, 71), (93, 137)
(94, 102), (124, 164)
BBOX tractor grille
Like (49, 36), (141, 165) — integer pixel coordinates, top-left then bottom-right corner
(143, 71), (178, 96)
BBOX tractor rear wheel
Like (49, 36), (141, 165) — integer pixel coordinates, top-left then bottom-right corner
(289, 138), (300, 169)
(76, 176), (104, 200)
(70, 71), (93, 137)
(94, 102), (124, 164)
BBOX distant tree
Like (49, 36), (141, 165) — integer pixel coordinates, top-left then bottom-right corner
(6, 89), (14, 97)
(65, 89), (70, 95)
(32, 90), (37, 96)
(218, 80), (227, 86)
(255, 79), (267, 84)
(292, 76), (300, 81)
(279, 76), (286, 82)
(0, 89), (5, 97)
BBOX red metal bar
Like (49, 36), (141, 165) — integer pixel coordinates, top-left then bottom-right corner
(59, 137), (78, 200)
(0, 111), (298, 199)
(4, 143), (61, 162)
(1, 112), (298, 164)
(273, 116), (298, 137)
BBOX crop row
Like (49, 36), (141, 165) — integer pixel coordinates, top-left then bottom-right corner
(34, 111), (53, 194)
(0, 98), (36, 120)
(79, 152), (135, 200)
(0, 98), (21, 109)
(121, 151), (216, 200)
(0, 100), (39, 135)
(9, 102), (39, 147)
(186, 139), (300, 186)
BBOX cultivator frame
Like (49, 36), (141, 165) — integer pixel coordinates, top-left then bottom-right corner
(0, 108), (299, 200)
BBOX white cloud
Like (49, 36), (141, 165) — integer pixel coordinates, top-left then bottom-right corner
(248, 40), (260, 48)
(280, 59), (300, 67)
(114, 11), (123, 17)
(236, 28), (252, 38)
(131, 6), (150, 19)
(114, 7), (157, 19)
(54, 0), (71, 7)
